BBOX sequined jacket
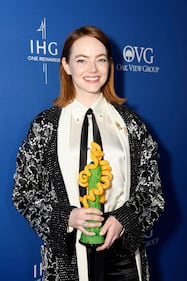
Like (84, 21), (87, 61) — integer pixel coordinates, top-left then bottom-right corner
(12, 105), (165, 281)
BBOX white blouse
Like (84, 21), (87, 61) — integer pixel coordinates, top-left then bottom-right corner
(57, 94), (141, 281)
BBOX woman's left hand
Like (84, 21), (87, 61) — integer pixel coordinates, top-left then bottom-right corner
(96, 215), (123, 251)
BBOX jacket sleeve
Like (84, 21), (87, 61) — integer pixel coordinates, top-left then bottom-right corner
(12, 117), (56, 242)
(108, 117), (165, 252)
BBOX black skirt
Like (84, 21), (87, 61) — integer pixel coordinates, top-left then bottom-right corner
(87, 239), (139, 281)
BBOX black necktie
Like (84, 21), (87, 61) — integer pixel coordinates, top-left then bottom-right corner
(79, 108), (104, 281)
(79, 108), (103, 196)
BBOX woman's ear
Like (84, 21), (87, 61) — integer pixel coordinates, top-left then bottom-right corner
(61, 57), (71, 75)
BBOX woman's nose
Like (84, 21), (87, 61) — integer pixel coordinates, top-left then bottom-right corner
(87, 60), (97, 73)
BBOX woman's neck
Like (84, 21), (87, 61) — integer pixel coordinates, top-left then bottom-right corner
(75, 92), (101, 107)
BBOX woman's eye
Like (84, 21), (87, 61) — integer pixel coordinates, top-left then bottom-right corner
(77, 59), (85, 63)
(98, 58), (107, 62)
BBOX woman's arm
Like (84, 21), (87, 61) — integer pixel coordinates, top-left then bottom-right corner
(12, 117), (55, 242)
(105, 117), (165, 252)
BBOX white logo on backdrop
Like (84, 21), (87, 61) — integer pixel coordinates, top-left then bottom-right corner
(145, 229), (159, 247)
(116, 45), (160, 73)
(33, 262), (42, 281)
(27, 17), (60, 84)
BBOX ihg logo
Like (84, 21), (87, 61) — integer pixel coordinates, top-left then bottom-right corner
(29, 17), (58, 56)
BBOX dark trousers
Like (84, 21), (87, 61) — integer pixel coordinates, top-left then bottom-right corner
(87, 242), (139, 281)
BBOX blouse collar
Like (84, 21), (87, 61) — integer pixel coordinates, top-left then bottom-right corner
(71, 94), (105, 123)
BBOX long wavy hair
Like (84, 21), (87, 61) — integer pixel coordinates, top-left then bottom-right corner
(54, 26), (125, 107)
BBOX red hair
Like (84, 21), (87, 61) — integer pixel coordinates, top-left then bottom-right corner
(54, 26), (126, 107)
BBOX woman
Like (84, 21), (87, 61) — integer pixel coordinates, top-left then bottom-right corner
(13, 26), (165, 281)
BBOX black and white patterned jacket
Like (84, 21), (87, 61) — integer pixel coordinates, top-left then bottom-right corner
(13, 104), (165, 281)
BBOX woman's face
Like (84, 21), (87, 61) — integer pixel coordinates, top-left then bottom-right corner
(62, 36), (110, 99)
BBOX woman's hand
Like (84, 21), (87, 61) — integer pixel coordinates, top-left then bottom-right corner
(68, 207), (104, 236)
(96, 216), (123, 251)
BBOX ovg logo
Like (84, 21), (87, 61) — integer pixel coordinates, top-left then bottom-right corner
(116, 45), (160, 73)
(27, 17), (60, 84)
(123, 45), (154, 64)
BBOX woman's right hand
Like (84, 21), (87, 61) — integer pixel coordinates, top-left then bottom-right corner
(68, 207), (104, 236)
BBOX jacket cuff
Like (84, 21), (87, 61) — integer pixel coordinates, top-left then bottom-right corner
(49, 203), (76, 256)
(106, 204), (143, 252)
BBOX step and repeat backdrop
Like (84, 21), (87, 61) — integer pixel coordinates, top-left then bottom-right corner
(0, 1), (186, 280)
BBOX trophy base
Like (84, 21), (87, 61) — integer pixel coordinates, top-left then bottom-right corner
(79, 239), (104, 247)
(79, 233), (104, 246)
